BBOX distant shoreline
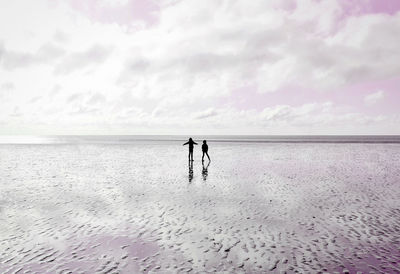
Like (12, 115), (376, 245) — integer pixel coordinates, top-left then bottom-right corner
(1, 135), (400, 144)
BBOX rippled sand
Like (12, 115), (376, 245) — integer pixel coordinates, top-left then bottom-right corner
(1, 142), (400, 273)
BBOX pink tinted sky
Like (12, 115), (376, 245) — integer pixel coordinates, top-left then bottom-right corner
(65, 0), (400, 26)
(65, 0), (159, 26)
(339, 0), (400, 16)
(227, 77), (400, 116)
(0, 0), (399, 134)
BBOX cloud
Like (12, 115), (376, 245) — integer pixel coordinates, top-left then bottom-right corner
(193, 108), (218, 119)
(1, 82), (15, 90)
(0, 42), (4, 61)
(66, 93), (85, 103)
(364, 90), (385, 106)
(260, 103), (334, 124)
(29, 96), (43, 103)
(87, 92), (106, 105)
(0, 43), (66, 70)
(0, 0), (399, 134)
(116, 0), (400, 98)
(1, 50), (36, 70)
(65, 0), (160, 27)
(53, 30), (69, 44)
(50, 84), (62, 96)
(54, 44), (113, 74)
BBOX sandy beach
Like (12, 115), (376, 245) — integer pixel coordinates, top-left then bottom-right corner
(1, 141), (400, 273)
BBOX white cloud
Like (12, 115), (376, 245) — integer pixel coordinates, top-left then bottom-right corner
(0, 43), (66, 70)
(54, 44), (113, 74)
(0, 0), (399, 134)
(364, 90), (385, 106)
(193, 108), (218, 120)
(98, 0), (130, 7)
(116, 0), (400, 96)
(1, 82), (15, 90)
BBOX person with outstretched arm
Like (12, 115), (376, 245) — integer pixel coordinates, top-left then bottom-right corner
(183, 137), (198, 161)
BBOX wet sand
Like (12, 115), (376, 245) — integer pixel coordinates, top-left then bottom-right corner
(0, 142), (400, 273)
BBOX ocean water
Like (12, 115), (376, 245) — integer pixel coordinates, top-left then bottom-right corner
(1, 135), (400, 144)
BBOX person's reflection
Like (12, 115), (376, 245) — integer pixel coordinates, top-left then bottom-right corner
(188, 160), (194, 182)
(202, 161), (210, 181)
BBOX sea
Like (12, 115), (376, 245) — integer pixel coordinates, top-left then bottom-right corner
(0, 135), (400, 144)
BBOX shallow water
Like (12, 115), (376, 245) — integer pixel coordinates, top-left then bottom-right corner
(0, 142), (400, 273)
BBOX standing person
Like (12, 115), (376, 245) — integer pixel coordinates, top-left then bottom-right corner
(183, 138), (198, 161)
(202, 140), (211, 162)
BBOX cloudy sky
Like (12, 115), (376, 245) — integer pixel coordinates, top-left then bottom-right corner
(0, 0), (399, 135)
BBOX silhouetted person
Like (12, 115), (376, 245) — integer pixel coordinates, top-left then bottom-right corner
(202, 140), (210, 162)
(183, 137), (198, 161)
(202, 160), (210, 181)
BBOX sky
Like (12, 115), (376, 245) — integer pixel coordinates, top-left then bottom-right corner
(0, 0), (399, 135)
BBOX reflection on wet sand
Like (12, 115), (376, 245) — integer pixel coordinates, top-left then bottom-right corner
(188, 160), (193, 182)
(202, 161), (210, 181)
